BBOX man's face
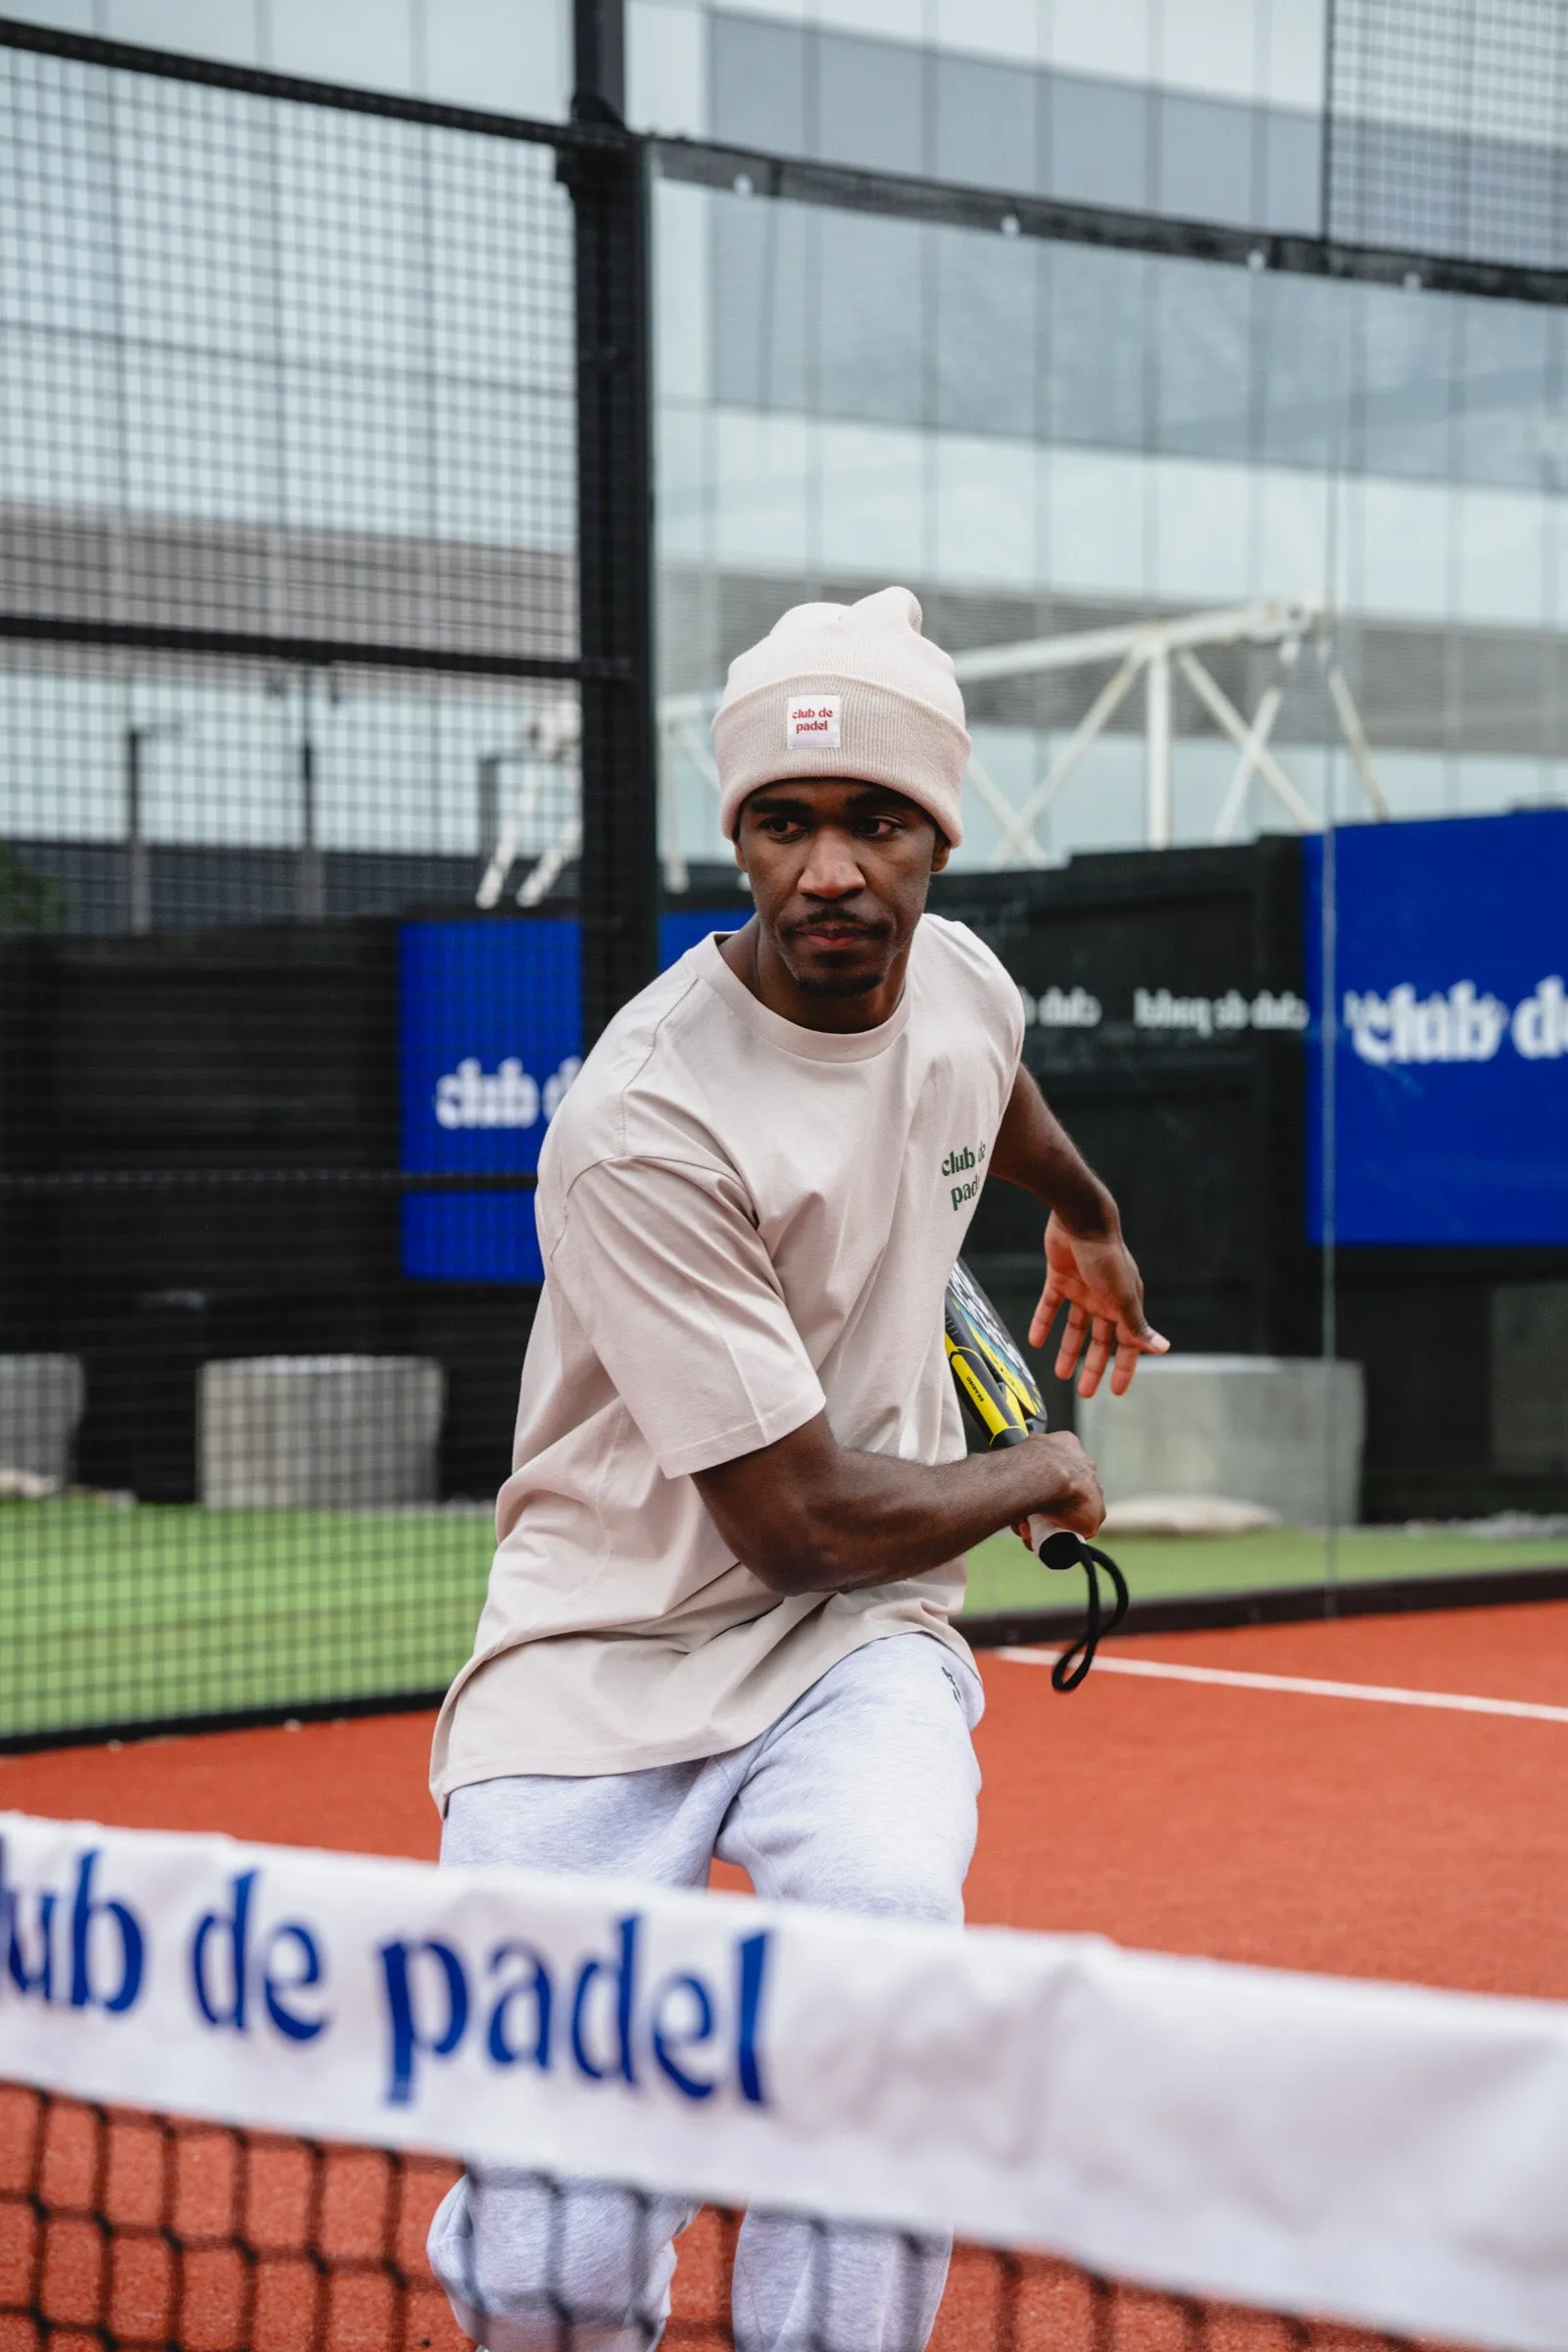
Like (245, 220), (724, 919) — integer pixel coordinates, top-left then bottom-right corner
(734, 778), (949, 1000)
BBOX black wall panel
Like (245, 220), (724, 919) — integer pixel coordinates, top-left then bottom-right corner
(4, 842), (1564, 1518)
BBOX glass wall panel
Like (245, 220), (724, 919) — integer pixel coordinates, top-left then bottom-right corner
(1261, 106), (1321, 232)
(815, 213), (927, 426)
(0, 49), (577, 652)
(656, 154), (1568, 1619)
(705, 8), (1321, 245)
(1046, 72), (1152, 212)
(932, 228), (1039, 440)
(709, 12), (807, 155)
(1152, 256), (1255, 461)
(0, 35), (579, 939)
(1, 0), (571, 116)
(933, 50), (1037, 194)
(1046, 245), (1152, 451)
(1157, 89), (1256, 228)
(815, 32), (923, 175)
(1318, 0), (1568, 1656)
(663, 165), (1568, 875)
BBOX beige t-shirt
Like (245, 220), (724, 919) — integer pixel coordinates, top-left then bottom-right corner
(429, 915), (1024, 1799)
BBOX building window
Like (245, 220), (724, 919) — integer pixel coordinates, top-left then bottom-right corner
(933, 50), (1037, 194)
(815, 30), (923, 178)
(710, 13), (808, 155)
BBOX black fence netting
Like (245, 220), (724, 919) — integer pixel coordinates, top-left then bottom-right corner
(9, 8), (1568, 1753)
(1328, 0), (1568, 268)
(0, 24), (653, 1746)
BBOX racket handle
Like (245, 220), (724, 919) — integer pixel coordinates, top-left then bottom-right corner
(1026, 1515), (1090, 1571)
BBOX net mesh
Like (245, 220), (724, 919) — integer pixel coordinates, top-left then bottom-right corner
(0, 26), (587, 1749)
(6, 13), (1568, 1756)
(1327, 0), (1568, 265)
(0, 39), (578, 665)
(0, 2084), (1429, 2352)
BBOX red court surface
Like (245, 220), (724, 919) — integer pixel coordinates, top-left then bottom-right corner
(7, 1606), (1561, 2352)
(4, 1600), (1566, 1999)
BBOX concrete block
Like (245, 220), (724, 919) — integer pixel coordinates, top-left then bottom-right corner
(1078, 1355), (1365, 1528)
(0, 1354), (86, 1489)
(199, 1355), (446, 1509)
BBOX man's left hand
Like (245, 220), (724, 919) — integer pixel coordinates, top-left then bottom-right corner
(1028, 1213), (1170, 1397)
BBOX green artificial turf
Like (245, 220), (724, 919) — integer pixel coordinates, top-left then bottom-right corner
(2, 1498), (1565, 1742)
(961, 1523), (1568, 1618)
(0, 1497), (494, 1740)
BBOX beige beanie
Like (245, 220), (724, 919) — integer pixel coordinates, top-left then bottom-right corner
(712, 586), (969, 847)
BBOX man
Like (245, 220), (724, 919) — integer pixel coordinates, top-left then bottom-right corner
(428, 587), (1166, 2351)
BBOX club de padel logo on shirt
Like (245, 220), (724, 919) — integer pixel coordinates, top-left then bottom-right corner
(943, 1142), (986, 1211)
(786, 695), (841, 751)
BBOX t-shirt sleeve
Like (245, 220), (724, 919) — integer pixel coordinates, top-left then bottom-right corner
(939, 917), (1025, 1080)
(983, 934), (1026, 1072)
(1002, 962), (1026, 1071)
(547, 1154), (827, 1481)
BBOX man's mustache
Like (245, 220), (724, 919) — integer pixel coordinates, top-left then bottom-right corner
(787, 914), (890, 943)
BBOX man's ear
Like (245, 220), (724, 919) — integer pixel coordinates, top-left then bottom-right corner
(930, 831), (951, 874)
(732, 829), (749, 874)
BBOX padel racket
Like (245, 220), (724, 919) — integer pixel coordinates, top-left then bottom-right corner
(944, 1256), (1127, 1690)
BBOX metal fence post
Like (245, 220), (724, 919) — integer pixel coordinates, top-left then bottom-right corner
(297, 671), (324, 922)
(566, 0), (659, 1049)
(123, 721), (179, 933)
(123, 727), (151, 935)
(1145, 647), (1172, 851)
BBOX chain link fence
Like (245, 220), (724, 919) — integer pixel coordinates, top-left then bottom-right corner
(0, 22), (650, 1744)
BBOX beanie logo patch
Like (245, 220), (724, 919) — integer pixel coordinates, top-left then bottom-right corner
(786, 695), (841, 752)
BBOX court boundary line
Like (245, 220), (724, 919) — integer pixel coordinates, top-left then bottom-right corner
(10, 1570), (1568, 1757)
(998, 1648), (1568, 1724)
(961, 1561), (1568, 1653)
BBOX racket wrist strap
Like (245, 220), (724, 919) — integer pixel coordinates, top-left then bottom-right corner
(1047, 1541), (1129, 1694)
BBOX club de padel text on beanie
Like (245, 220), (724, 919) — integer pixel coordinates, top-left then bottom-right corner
(711, 585), (969, 848)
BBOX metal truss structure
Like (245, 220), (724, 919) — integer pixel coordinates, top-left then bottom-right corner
(950, 596), (1388, 865)
(475, 703), (584, 911)
(637, 598), (1388, 893)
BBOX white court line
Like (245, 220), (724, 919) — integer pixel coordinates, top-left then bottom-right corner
(997, 1648), (1568, 1725)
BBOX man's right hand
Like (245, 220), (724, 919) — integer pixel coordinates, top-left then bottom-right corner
(1016, 1430), (1104, 1543)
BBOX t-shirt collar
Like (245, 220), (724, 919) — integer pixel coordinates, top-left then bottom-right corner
(695, 929), (915, 1061)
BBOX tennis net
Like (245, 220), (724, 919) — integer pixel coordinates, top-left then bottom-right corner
(0, 2084), (1428, 2352)
(3, 1810), (1565, 2352)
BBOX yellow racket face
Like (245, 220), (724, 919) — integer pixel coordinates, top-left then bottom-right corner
(944, 1260), (1047, 1446)
(943, 1336), (1022, 1443)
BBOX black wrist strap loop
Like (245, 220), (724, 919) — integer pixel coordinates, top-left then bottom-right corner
(1035, 1532), (1130, 1693)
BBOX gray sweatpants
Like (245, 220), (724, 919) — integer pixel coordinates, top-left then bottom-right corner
(427, 1632), (984, 2352)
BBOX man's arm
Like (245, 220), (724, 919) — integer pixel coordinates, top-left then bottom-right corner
(989, 1065), (1169, 1397)
(694, 1409), (1102, 1598)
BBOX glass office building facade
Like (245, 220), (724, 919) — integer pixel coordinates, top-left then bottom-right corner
(643, 1), (1568, 873)
(0, 13), (581, 924)
(3, 0), (571, 117)
(657, 166), (1568, 867)
(4, 0), (1565, 883)
(1, 2), (1565, 1679)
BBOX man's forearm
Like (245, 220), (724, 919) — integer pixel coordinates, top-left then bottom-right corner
(764, 1436), (1087, 1592)
(694, 1415), (1100, 1597)
(990, 1066), (1116, 1235)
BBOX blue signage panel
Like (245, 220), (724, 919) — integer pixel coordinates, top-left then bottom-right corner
(1304, 810), (1568, 1245)
(660, 906), (733, 965)
(400, 912), (730, 1282)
